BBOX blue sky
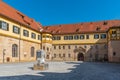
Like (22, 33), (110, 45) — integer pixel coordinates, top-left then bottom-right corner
(3, 0), (120, 26)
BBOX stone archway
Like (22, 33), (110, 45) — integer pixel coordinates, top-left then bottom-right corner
(77, 53), (84, 61)
(74, 47), (86, 61)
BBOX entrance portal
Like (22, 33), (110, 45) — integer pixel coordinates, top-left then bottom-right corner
(77, 53), (84, 61)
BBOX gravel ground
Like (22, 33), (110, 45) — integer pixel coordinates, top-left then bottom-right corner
(0, 61), (120, 80)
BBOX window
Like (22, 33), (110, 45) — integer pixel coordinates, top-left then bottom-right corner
(46, 55), (49, 59)
(38, 35), (41, 40)
(112, 31), (116, 34)
(91, 46), (93, 49)
(59, 46), (61, 49)
(43, 46), (45, 50)
(31, 33), (36, 39)
(104, 44), (107, 49)
(54, 46), (56, 49)
(94, 34), (99, 39)
(111, 31), (117, 39)
(56, 36), (61, 40)
(101, 34), (106, 39)
(68, 45), (71, 49)
(96, 27), (101, 31)
(84, 45), (87, 48)
(0, 21), (9, 31)
(52, 36), (61, 40)
(31, 47), (35, 57)
(42, 35), (45, 38)
(75, 46), (77, 48)
(117, 29), (120, 39)
(63, 46), (65, 49)
(113, 52), (116, 56)
(54, 54), (56, 58)
(74, 35), (79, 40)
(52, 36), (55, 40)
(63, 54), (65, 57)
(23, 30), (29, 37)
(64, 36), (68, 40)
(103, 21), (108, 25)
(86, 35), (89, 39)
(46, 36), (49, 38)
(64, 36), (73, 40)
(13, 26), (20, 34)
(59, 54), (61, 57)
(95, 45), (98, 49)
(80, 35), (84, 39)
(76, 28), (80, 32)
(68, 36), (73, 40)
(68, 54), (71, 58)
(12, 44), (18, 57)
(47, 47), (49, 51)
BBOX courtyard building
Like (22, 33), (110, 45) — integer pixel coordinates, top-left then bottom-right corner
(0, 0), (120, 63)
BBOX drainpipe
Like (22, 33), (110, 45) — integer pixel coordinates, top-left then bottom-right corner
(19, 24), (21, 62)
(3, 49), (6, 63)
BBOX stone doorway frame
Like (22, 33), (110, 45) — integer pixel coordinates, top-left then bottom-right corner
(74, 47), (86, 61)
(77, 52), (84, 61)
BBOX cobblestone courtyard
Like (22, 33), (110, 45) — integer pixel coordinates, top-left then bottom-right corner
(0, 62), (120, 80)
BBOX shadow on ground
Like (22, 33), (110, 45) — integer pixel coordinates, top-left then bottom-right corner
(0, 62), (120, 80)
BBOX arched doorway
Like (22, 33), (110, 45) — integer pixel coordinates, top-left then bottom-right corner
(77, 53), (84, 61)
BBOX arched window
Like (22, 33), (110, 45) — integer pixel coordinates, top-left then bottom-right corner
(46, 55), (49, 59)
(59, 54), (61, 57)
(12, 44), (18, 57)
(54, 54), (56, 58)
(68, 53), (71, 58)
(47, 47), (49, 51)
(31, 47), (35, 57)
(63, 54), (65, 57)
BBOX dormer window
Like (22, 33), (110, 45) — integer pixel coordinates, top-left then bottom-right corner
(17, 11), (24, 19)
(59, 25), (62, 27)
(56, 30), (60, 33)
(27, 23), (31, 27)
(90, 22), (93, 24)
(45, 27), (49, 30)
(76, 28), (80, 32)
(96, 27), (101, 31)
(103, 21), (108, 25)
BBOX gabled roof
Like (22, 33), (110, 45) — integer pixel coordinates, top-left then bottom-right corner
(43, 20), (120, 34)
(0, 1), (42, 31)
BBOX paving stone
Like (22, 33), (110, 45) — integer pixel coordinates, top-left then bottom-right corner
(0, 62), (120, 80)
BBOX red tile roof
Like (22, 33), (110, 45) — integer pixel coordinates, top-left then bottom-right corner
(44, 20), (120, 34)
(0, 1), (42, 31)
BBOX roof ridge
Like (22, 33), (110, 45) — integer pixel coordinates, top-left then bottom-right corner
(44, 19), (120, 27)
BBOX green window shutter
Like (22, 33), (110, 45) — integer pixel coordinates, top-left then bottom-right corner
(18, 28), (20, 34)
(13, 26), (15, 33)
(7, 23), (9, 31)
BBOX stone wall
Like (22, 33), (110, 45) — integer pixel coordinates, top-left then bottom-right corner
(108, 41), (120, 62)
(42, 43), (52, 61)
(20, 40), (40, 62)
(0, 35), (40, 63)
(0, 36), (20, 63)
(51, 44), (108, 62)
